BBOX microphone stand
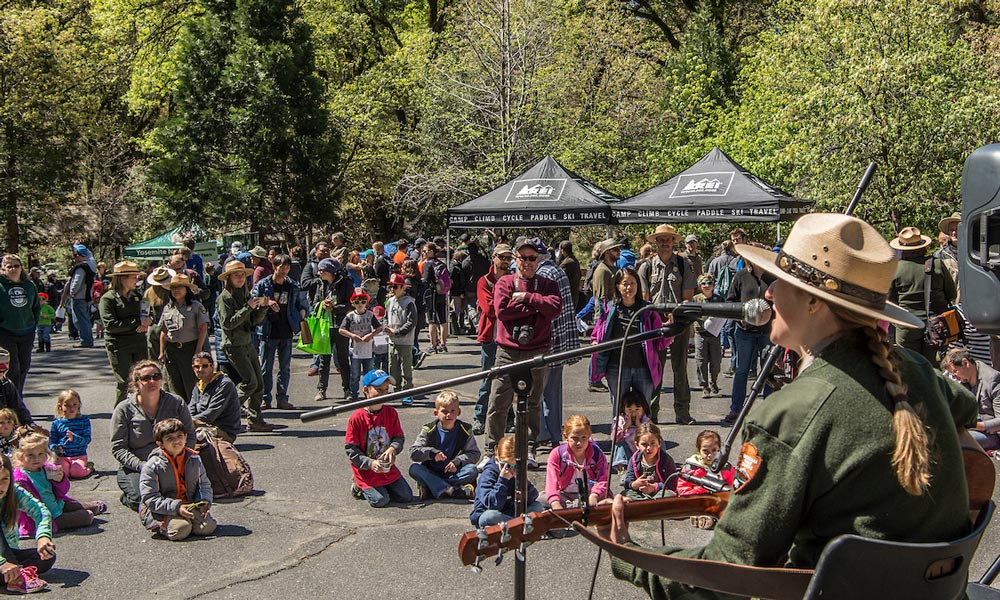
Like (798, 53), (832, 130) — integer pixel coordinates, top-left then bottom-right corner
(301, 318), (693, 600)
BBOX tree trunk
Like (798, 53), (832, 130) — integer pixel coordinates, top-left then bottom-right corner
(3, 122), (20, 253)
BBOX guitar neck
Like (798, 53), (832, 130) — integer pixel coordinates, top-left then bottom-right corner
(459, 493), (729, 566)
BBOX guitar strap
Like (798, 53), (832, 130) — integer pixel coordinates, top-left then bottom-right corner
(573, 524), (813, 600)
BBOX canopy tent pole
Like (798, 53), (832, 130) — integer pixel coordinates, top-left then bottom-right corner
(446, 229), (451, 265)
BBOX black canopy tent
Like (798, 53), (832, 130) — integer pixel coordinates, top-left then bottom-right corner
(446, 156), (620, 229)
(612, 147), (814, 224)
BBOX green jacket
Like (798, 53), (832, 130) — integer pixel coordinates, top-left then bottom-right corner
(0, 276), (40, 336)
(99, 289), (145, 340)
(217, 287), (267, 348)
(613, 334), (977, 600)
(888, 255), (957, 322)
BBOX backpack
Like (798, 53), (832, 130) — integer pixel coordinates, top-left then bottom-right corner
(715, 259), (734, 299)
(431, 259), (452, 294)
(196, 429), (254, 498)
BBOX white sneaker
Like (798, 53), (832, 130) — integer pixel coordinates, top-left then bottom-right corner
(477, 453), (494, 471)
(526, 452), (538, 469)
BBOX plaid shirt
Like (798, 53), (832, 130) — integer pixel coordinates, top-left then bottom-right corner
(537, 259), (580, 365)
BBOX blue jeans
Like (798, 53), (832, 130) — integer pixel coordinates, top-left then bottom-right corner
(612, 440), (634, 468)
(731, 328), (770, 413)
(349, 357), (374, 399)
(722, 319), (736, 369)
(539, 365), (564, 444)
(475, 342), (497, 424)
(606, 364), (655, 410)
(408, 463), (478, 498)
(72, 298), (93, 346)
(478, 500), (544, 527)
(260, 336), (293, 404)
(360, 476), (413, 508)
(373, 351), (388, 372)
(971, 429), (1000, 452)
(37, 325), (51, 345)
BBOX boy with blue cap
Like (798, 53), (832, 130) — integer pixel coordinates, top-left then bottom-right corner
(344, 369), (413, 507)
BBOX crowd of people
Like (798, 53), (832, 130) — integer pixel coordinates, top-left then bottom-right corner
(0, 208), (997, 596)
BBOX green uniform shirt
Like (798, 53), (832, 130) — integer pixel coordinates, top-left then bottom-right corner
(159, 300), (210, 344)
(613, 334), (977, 599)
(217, 287), (267, 348)
(99, 290), (145, 340)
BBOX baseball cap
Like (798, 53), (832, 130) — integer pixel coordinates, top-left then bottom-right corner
(513, 237), (538, 253)
(317, 258), (342, 275)
(492, 244), (512, 257)
(685, 234), (699, 243)
(362, 369), (395, 388)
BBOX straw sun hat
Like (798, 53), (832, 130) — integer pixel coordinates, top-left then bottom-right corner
(888, 227), (932, 252)
(218, 259), (254, 280)
(735, 213), (923, 329)
(110, 261), (143, 277)
(164, 273), (200, 293)
(146, 267), (176, 287)
(646, 224), (684, 244)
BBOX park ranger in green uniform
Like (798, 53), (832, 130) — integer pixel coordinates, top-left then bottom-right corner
(99, 261), (150, 404)
(157, 273), (209, 402)
(143, 266), (174, 360)
(605, 213), (978, 599)
(217, 260), (278, 432)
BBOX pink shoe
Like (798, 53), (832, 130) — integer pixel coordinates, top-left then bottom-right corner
(6, 566), (49, 594)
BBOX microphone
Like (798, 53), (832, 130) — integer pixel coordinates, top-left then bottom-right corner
(648, 299), (772, 327)
(679, 462), (731, 493)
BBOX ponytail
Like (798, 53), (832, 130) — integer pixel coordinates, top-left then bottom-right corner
(829, 305), (932, 495)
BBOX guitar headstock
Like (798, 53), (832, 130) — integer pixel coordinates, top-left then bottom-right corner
(458, 508), (584, 568)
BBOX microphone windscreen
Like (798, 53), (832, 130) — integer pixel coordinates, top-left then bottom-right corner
(743, 298), (773, 327)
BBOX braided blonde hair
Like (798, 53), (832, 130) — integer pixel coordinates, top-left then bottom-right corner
(828, 304), (932, 495)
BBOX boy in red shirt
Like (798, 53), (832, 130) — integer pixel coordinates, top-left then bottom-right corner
(345, 370), (413, 507)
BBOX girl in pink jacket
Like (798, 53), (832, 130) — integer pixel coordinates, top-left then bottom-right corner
(544, 415), (609, 509)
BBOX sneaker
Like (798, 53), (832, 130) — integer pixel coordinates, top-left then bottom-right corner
(276, 401), (296, 410)
(439, 344), (448, 353)
(307, 367), (319, 377)
(723, 369), (735, 378)
(314, 390), (327, 402)
(261, 402), (273, 410)
(676, 415), (698, 426)
(416, 483), (431, 501)
(6, 566), (48, 594)
(401, 397), (413, 405)
(92, 500), (109, 515)
(476, 453), (494, 471)
(472, 421), (485, 435)
(414, 352), (427, 368)
(247, 421), (278, 432)
(460, 484), (475, 499)
(351, 484), (364, 499)
(587, 383), (608, 393)
(712, 384), (721, 395)
(722, 411), (738, 424)
(526, 452), (538, 469)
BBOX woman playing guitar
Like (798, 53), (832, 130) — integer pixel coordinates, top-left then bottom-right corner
(605, 214), (983, 598)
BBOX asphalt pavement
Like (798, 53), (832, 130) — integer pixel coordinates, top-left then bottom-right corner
(16, 329), (1000, 599)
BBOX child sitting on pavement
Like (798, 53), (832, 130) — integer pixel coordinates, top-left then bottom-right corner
(611, 391), (652, 481)
(408, 390), (480, 501)
(470, 435), (542, 527)
(544, 415), (608, 509)
(0, 454), (55, 594)
(139, 418), (217, 541)
(678, 429), (735, 529)
(620, 422), (678, 500)
(0, 409), (19, 458)
(345, 369), (413, 507)
(48, 390), (94, 479)
(13, 433), (107, 537)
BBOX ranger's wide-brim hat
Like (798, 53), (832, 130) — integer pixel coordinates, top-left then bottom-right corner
(596, 239), (623, 257)
(736, 213), (923, 329)
(888, 226), (932, 251)
(249, 246), (268, 259)
(146, 267), (176, 287)
(938, 211), (961, 235)
(111, 261), (143, 277)
(646, 224), (683, 244)
(218, 260), (254, 280)
(164, 273), (200, 293)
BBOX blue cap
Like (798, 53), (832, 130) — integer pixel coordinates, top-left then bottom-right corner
(361, 369), (394, 388)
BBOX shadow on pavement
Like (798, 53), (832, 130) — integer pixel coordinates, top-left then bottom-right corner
(45, 568), (90, 588)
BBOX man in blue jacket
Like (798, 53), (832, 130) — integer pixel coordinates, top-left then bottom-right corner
(253, 254), (308, 410)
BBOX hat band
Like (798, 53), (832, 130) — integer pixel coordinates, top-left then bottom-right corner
(774, 251), (887, 309)
(897, 237), (925, 248)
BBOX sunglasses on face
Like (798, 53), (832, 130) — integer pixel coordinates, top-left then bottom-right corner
(496, 255), (512, 261)
(352, 300), (368, 305)
(516, 255), (539, 262)
(138, 372), (163, 382)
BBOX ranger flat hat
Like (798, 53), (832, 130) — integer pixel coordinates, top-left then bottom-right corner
(146, 267), (176, 287)
(111, 261), (143, 276)
(938, 211), (961, 235)
(888, 227), (932, 251)
(218, 260), (254, 280)
(646, 224), (683, 244)
(164, 273), (200, 293)
(736, 213), (922, 329)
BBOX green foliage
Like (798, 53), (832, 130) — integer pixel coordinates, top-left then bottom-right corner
(146, 0), (342, 232)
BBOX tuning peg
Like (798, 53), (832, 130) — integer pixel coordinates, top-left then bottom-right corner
(476, 528), (489, 550)
(516, 542), (526, 561)
(523, 514), (533, 535)
(499, 521), (511, 544)
(471, 555), (483, 574)
(495, 548), (505, 566)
